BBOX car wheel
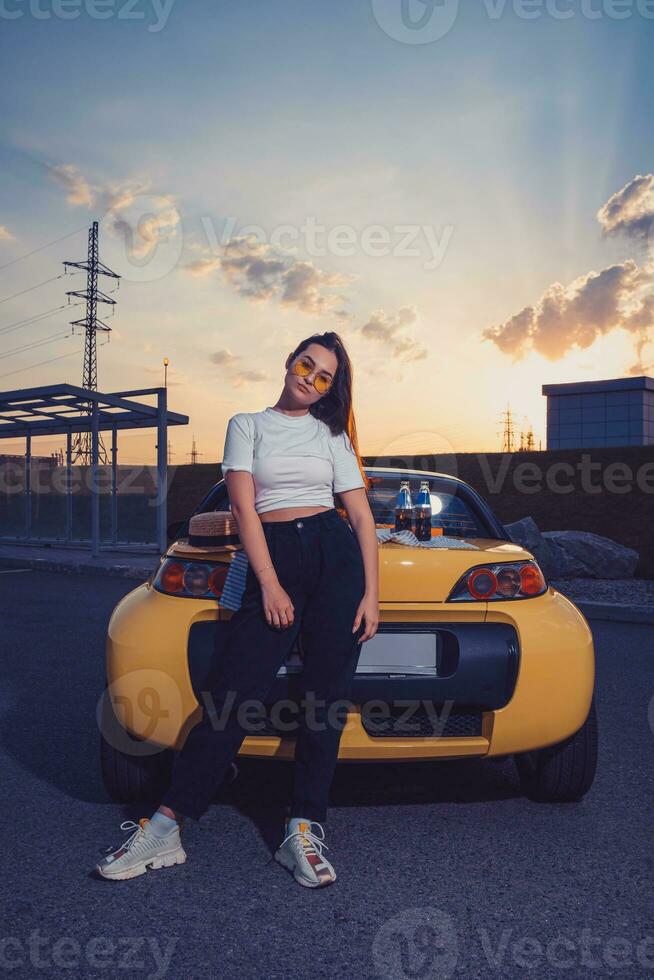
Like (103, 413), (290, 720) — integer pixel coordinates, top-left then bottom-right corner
(98, 684), (174, 804)
(98, 685), (240, 804)
(100, 728), (174, 804)
(514, 697), (598, 802)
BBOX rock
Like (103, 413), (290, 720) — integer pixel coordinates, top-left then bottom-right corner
(503, 517), (640, 579)
(541, 537), (588, 578)
(542, 530), (639, 579)
(502, 516), (558, 579)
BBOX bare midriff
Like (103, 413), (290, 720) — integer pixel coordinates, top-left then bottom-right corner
(259, 504), (333, 523)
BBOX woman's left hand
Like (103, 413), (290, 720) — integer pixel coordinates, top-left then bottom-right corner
(352, 592), (379, 642)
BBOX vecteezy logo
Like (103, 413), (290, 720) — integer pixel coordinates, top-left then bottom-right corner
(97, 669), (184, 757)
(98, 192), (183, 283)
(372, 907), (459, 980)
(371, 428), (459, 483)
(371, 0), (460, 44)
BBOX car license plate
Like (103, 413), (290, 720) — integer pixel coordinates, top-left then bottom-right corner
(356, 632), (438, 674)
(280, 630), (439, 676)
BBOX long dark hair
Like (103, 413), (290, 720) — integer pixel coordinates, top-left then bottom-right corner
(285, 331), (371, 493)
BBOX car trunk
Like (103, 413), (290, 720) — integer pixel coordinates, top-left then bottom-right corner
(167, 536), (536, 603)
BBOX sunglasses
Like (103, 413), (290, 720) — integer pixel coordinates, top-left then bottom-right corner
(291, 355), (333, 395)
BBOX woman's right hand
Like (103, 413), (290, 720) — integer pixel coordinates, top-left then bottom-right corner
(260, 577), (295, 629)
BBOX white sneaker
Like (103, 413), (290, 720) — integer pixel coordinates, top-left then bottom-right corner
(96, 818), (187, 881)
(274, 819), (337, 888)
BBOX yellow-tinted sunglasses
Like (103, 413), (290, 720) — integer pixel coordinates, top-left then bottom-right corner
(292, 355), (333, 395)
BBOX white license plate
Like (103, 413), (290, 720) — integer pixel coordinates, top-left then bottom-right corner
(280, 632), (438, 675)
(356, 632), (437, 674)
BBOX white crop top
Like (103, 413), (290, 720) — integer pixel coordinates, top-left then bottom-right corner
(221, 406), (365, 514)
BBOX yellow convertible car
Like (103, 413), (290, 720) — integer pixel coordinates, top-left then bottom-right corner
(99, 467), (597, 806)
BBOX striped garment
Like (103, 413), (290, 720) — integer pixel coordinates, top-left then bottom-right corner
(375, 528), (480, 550)
(220, 550), (251, 611)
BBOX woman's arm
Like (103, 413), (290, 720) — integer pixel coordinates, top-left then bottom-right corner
(225, 470), (275, 580)
(225, 470), (296, 630)
(339, 487), (379, 642)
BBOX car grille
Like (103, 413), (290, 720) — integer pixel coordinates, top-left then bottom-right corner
(360, 705), (483, 738)
(246, 703), (483, 738)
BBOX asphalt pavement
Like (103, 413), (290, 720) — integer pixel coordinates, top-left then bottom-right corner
(1, 564), (653, 979)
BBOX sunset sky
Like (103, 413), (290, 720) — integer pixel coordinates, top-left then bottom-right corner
(1, 1), (653, 465)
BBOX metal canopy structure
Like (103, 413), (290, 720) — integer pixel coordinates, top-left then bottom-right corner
(0, 383), (189, 555)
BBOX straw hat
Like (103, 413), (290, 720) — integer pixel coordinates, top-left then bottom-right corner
(172, 511), (242, 555)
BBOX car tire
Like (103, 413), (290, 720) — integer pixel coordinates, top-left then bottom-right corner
(100, 723), (174, 805)
(514, 697), (598, 802)
(98, 684), (174, 804)
(98, 685), (240, 804)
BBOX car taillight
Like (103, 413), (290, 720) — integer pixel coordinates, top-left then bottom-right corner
(160, 561), (185, 593)
(208, 566), (229, 597)
(447, 560), (547, 601)
(153, 558), (230, 599)
(468, 568), (497, 599)
(183, 564), (210, 596)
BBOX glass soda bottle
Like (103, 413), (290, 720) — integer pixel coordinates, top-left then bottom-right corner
(414, 480), (432, 541)
(394, 480), (413, 532)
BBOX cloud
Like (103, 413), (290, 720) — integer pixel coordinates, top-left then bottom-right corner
(209, 348), (269, 389)
(108, 196), (180, 260)
(484, 175), (654, 370)
(220, 237), (289, 301)
(0, 224), (15, 242)
(597, 173), (654, 243)
(45, 163), (94, 207)
(361, 306), (428, 361)
(280, 258), (351, 315)
(186, 236), (355, 316)
(45, 162), (137, 212)
(44, 162), (180, 261)
(231, 368), (269, 386)
(210, 348), (240, 367)
(625, 292), (654, 374)
(482, 260), (654, 363)
(186, 256), (222, 277)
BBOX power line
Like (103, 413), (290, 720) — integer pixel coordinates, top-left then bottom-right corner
(0, 346), (84, 381)
(0, 328), (73, 361)
(0, 224), (89, 274)
(0, 271), (79, 307)
(0, 301), (85, 338)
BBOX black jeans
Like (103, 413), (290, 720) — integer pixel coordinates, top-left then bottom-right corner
(160, 507), (367, 823)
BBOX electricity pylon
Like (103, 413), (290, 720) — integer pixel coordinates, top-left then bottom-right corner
(187, 434), (204, 464)
(63, 220), (120, 464)
(518, 426), (536, 451)
(499, 406), (517, 452)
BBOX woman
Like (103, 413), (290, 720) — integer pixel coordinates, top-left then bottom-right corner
(96, 331), (379, 888)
